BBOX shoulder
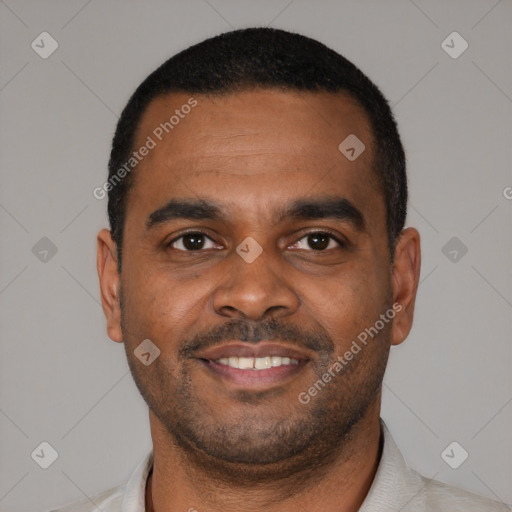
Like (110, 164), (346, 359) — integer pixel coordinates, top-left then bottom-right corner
(46, 485), (123, 512)
(367, 422), (511, 512)
(46, 451), (153, 512)
(418, 473), (511, 512)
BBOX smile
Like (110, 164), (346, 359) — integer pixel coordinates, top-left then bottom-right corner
(195, 341), (312, 388)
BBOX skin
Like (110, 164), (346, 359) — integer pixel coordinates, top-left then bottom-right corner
(97, 89), (421, 512)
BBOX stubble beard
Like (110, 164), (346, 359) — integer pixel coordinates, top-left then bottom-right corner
(123, 329), (389, 482)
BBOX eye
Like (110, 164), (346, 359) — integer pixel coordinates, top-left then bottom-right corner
(290, 232), (344, 251)
(167, 232), (218, 251)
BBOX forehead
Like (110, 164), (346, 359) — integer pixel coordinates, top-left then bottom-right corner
(135, 88), (373, 161)
(126, 89), (383, 229)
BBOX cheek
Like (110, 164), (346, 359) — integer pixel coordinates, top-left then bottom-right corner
(123, 270), (209, 350)
(301, 262), (388, 343)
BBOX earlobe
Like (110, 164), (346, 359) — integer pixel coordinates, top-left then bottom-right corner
(96, 229), (123, 343)
(390, 227), (421, 346)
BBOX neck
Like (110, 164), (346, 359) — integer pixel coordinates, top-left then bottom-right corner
(145, 404), (382, 512)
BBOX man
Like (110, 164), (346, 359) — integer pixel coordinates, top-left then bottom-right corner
(55, 27), (509, 511)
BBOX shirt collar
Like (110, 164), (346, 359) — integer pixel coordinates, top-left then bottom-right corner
(121, 450), (153, 512)
(359, 420), (426, 511)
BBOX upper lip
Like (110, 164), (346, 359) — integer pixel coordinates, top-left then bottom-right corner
(195, 342), (312, 361)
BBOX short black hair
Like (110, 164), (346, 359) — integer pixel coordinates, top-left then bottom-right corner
(107, 27), (407, 272)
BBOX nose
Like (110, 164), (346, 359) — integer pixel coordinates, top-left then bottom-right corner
(211, 240), (300, 321)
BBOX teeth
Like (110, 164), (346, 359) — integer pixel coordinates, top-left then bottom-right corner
(238, 357), (254, 369)
(215, 356), (299, 370)
(271, 356), (281, 367)
(255, 356), (272, 369)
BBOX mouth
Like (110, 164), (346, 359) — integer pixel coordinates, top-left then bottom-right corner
(195, 342), (312, 388)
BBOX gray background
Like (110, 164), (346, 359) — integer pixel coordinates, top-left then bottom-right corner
(1, 0), (511, 510)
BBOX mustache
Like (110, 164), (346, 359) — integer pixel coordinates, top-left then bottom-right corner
(179, 317), (334, 359)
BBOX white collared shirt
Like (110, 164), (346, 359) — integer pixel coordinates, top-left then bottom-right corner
(50, 422), (510, 511)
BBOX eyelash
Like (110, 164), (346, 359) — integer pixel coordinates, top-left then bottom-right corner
(166, 230), (346, 252)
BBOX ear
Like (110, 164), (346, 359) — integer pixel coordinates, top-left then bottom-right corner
(97, 228), (123, 343)
(390, 227), (421, 346)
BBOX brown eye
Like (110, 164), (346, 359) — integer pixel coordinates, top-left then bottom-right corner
(168, 233), (216, 251)
(306, 233), (330, 250)
(292, 232), (343, 251)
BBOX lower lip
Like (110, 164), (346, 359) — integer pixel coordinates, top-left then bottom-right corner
(200, 359), (308, 387)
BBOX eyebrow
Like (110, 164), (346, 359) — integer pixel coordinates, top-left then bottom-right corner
(145, 195), (365, 232)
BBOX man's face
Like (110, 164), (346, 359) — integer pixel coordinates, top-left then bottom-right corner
(113, 89), (396, 471)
